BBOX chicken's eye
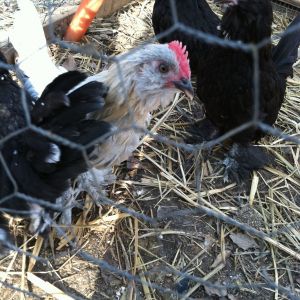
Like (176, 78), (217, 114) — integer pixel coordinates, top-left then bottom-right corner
(159, 63), (169, 74)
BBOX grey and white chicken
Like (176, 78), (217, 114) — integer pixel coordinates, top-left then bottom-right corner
(0, 51), (111, 244)
(10, 0), (194, 221)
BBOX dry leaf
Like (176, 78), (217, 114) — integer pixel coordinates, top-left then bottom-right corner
(230, 233), (259, 250)
(204, 282), (227, 297)
(62, 54), (77, 71)
(126, 157), (142, 170)
(211, 250), (231, 268)
(203, 235), (215, 249)
(157, 206), (179, 219)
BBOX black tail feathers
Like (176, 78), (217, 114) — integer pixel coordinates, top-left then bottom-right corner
(28, 71), (111, 181)
(40, 70), (87, 97)
(272, 14), (300, 79)
(33, 72), (109, 127)
(223, 144), (274, 184)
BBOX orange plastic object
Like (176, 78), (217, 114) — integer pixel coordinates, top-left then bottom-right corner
(64, 0), (104, 42)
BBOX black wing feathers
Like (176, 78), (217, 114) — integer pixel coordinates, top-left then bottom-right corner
(0, 65), (111, 239)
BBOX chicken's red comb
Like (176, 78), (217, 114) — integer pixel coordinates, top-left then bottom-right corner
(168, 40), (191, 78)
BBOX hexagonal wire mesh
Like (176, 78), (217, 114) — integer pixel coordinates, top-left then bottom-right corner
(0, 0), (299, 299)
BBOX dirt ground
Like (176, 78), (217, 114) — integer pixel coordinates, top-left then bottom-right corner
(0, 0), (300, 299)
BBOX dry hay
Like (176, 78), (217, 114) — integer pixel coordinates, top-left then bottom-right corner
(0, 0), (300, 299)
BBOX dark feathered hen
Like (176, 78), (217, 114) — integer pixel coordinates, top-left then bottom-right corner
(0, 54), (111, 244)
(152, 0), (300, 183)
(152, 0), (220, 73)
(197, 0), (279, 142)
(195, 0), (300, 182)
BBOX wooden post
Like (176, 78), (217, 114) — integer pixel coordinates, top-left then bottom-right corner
(0, 6), (77, 63)
(96, 0), (132, 17)
(276, 0), (300, 8)
(0, 0), (133, 62)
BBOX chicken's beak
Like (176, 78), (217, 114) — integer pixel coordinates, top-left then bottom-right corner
(173, 78), (194, 100)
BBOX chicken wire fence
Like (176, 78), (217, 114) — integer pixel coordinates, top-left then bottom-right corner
(0, 0), (300, 299)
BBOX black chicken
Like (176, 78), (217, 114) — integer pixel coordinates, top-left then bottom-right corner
(195, 0), (300, 182)
(0, 52), (111, 246)
(153, 0), (300, 182)
(152, 0), (220, 73)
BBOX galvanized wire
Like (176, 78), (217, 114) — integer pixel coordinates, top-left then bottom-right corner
(0, 0), (299, 298)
